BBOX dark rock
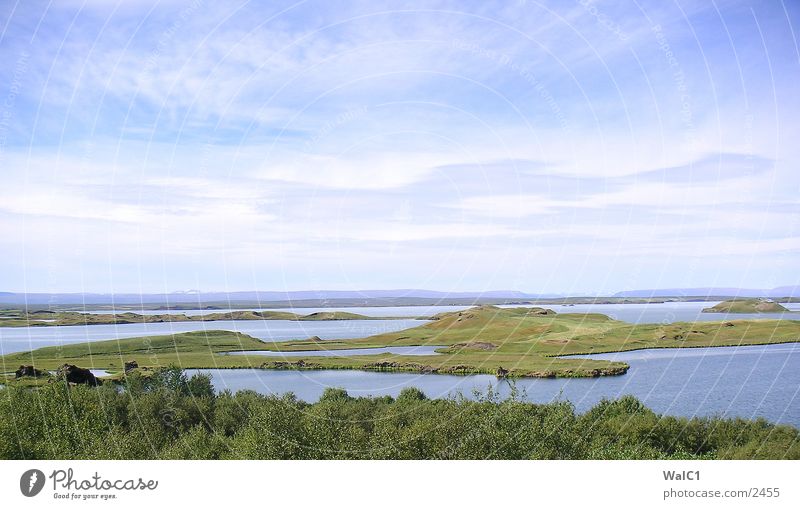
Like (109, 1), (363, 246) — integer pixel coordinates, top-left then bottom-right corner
(57, 364), (102, 386)
(124, 360), (139, 373)
(263, 360), (320, 370)
(447, 365), (472, 373)
(367, 361), (400, 369)
(15, 365), (45, 378)
(453, 341), (497, 351)
(496, 366), (509, 378)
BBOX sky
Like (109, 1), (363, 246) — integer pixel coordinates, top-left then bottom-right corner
(0, 0), (798, 295)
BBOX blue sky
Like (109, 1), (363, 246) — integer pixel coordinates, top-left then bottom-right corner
(0, 0), (798, 294)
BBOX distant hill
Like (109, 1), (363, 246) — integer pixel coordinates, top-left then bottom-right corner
(0, 289), (559, 306)
(702, 299), (790, 314)
(3, 285), (797, 306)
(614, 286), (800, 299)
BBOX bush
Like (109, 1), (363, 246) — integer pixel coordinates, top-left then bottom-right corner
(1, 371), (797, 459)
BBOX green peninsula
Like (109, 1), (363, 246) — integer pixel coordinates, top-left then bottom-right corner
(0, 309), (413, 327)
(4, 305), (800, 381)
(702, 299), (790, 314)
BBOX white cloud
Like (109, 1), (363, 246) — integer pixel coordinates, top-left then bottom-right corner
(2, 1), (798, 291)
(254, 152), (452, 190)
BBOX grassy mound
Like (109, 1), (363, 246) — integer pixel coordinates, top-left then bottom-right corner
(0, 309), (386, 327)
(702, 299), (790, 314)
(4, 305), (800, 379)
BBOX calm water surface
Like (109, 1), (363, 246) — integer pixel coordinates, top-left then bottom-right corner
(502, 301), (800, 323)
(189, 343), (800, 426)
(0, 319), (425, 356)
(78, 301), (799, 323)
(83, 305), (469, 317)
(5, 301), (798, 425)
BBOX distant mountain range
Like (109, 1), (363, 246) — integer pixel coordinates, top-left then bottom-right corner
(0, 289), (555, 306)
(1, 286), (797, 306)
(612, 286), (800, 298)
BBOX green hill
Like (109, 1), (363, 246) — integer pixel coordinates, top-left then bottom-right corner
(702, 299), (789, 314)
(0, 309), (381, 327)
(5, 305), (800, 380)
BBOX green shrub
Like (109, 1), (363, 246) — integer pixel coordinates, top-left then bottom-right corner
(1, 372), (797, 460)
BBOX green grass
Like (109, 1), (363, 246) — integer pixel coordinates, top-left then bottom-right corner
(3, 375), (798, 459)
(0, 309), (418, 327)
(4, 305), (800, 380)
(702, 299), (791, 314)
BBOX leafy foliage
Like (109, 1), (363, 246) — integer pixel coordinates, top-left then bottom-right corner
(1, 370), (798, 459)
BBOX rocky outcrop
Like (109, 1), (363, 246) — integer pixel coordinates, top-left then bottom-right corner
(15, 365), (46, 378)
(366, 361), (401, 369)
(57, 364), (102, 386)
(526, 308), (556, 315)
(260, 360), (322, 370)
(441, 365), (473, 374)
(452, 341), (497, 351)
(548, 366), (628, 378)
(364, 361), (438, 373)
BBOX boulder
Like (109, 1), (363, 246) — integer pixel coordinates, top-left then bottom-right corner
(15, 365), (45, 378)
(57, 364), (102, 386)
(124, 360), (139, 373)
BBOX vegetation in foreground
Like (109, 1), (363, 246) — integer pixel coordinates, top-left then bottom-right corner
(4, 305), (800, 379)
(0, 368), (797, 460)
(702, 299), (791, 314)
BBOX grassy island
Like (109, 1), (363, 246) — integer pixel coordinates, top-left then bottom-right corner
(0, 309), (412, 327)
(4, 305), (800, 381)
(702, 299), (791, 314)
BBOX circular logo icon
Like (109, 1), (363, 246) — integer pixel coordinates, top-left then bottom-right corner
(20, 469), (45, 497)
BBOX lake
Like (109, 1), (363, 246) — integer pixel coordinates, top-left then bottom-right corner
(188, 343), (800, 427)
(3, 301), (798, 356)
(503, 301), (800, 323)
(74, 301), (800, 323)
(4, 301), (798, 426)
(82, 305), (471, 317)
(0, 318), (425, 356)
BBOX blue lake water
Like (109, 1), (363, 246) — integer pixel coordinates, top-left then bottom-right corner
(3, 301), (798, 358)
(502, 301), (800, 324)
(4, 301), (799, 426)
(188, 343), (800, 426)
(82, 305), (470, 317)
(74, 301), (799, 323)
(0, 319), (425, 356)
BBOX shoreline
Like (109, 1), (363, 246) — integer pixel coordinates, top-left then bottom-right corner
(4, 306), (800, 382)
